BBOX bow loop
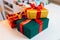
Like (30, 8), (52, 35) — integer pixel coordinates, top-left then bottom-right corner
(37, 2), (44, 10)
(30, 3), (36, 9)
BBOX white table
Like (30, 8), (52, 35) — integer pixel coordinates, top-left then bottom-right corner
(0, 3), (60, 40)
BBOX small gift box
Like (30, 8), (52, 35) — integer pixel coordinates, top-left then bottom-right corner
(24, 3), (48, 19)
(6, 12), (22, 28)
(16, 18), (49, 38)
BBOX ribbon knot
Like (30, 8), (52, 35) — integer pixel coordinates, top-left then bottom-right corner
(30, 2), (44, 9)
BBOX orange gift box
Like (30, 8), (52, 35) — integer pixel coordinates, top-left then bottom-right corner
(6, 12), (22, 28)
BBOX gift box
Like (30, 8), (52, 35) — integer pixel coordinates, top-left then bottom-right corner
(27, 8), (48, 19)
(24, 3), (48, 19)
(16, 18), (49, 38)
(6, 12), (22, 28)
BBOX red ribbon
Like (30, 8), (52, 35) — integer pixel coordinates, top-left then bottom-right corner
(36, 9), (41, 19)
(35, 19), (43, 32)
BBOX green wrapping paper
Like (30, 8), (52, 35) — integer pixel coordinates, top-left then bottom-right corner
(16, 18), (49, 38)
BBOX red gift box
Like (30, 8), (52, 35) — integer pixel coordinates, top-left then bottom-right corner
(6, 12), (22, 28)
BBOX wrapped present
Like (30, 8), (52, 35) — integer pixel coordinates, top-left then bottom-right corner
(6, 12), (22, 28)
(16, 18), (49, 38)
(24, 3), (48, 19)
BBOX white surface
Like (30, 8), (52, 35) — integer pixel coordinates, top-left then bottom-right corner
(0, 3), (60, 40)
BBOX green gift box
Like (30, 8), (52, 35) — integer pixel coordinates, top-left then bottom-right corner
(16, 18), (49, 39)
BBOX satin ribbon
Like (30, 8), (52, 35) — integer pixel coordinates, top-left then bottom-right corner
(35, 19), (43, 32)
(35, 2), (44, 31)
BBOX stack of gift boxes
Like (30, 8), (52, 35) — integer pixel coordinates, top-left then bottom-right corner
(6, 3), (49, 39)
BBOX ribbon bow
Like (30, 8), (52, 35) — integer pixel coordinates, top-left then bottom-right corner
(30, 2), (44, 9)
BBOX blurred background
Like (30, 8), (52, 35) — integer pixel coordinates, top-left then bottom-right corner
(0, 0), (60, 21)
